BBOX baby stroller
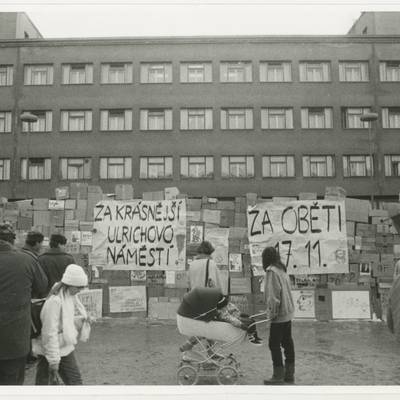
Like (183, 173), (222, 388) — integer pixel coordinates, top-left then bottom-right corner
(176, 290), (270, 385)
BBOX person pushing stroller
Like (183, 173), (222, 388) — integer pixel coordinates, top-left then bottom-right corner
(178, 287), (263, 351)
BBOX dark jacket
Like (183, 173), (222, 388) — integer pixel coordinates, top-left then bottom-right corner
(0, 240), (48, 360)
(38, 248), (75, 293)
(177, 287), (225, 321)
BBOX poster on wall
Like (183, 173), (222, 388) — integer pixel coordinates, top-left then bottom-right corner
(188, 222), (204, 245)
(331, 290), (371, 319)
(229, 253), (243, 272)
(247, 200), (348, 275)
(77, 289), (103, 320)
(109, 286), (147, 313)
(205, 228), (229, 266)
(292, 290), (315, 319)
(91, 199), (186, 270)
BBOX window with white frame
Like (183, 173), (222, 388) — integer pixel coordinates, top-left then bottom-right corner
(0, 159), (10, 180)
(99, 157), (132, 179)
(62, 63), (93, 85)
(261, 108), (293, 129)
(140, 109), (172, 130)
(382, 107), (400, 129)
(22, 111), (52, 132)
(100, 109), (133, 131)
(140, 63), (172, 83)
(221, 156), (254, 178)
(24, 64), (53, 85)
(220, 62), (252, 83)
(259, 62), (292, 82)
(221, 108), (253, 130)
(379, 61), (400, 82)
(384, 155), (400, 177)
(0, 65), (13, 86)
(342, 107), (371, 129)
(101, 62), (133, 84)
(301, 107), (333, 129)
(0, 111), (12, 133)
(343, 155), (373, 177)
(262, 156), (295, 178)
(21, 158), (51, 180)
(339, 61), (369, 82)
(61, 110), (92, 132)
(299, 62), (331, 82)
(180, 62), (212, 83)
(180, 108), (213, 130)
(180, 156), (214, 178)
(60, 157), (91, 180)
(303, 155), (335, 177)
(140, 157), (173, 179)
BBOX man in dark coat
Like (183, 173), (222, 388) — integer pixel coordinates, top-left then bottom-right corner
(39, 233), (75, 294)
(0, 224), (48, 385)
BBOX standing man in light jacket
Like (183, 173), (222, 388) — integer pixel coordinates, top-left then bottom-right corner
(262, 246), (295, 385)
(0, 224), (48, 385)
(39, 233), (75, 294)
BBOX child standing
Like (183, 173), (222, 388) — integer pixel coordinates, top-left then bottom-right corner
(262, 247), (295, 385)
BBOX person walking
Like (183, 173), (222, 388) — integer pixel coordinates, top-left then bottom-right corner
(262, 246), (295, 385)
(33, 264), (91, 385)
(39, 233), (75, 294)
(0, 224), (48, 385)
(188, 240), (223, 291)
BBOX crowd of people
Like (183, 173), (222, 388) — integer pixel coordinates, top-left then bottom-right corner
(1, 221), (400, 386)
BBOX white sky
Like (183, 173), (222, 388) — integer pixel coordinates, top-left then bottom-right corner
(2, 1), (400, 37)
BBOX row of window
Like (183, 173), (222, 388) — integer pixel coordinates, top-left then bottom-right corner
(1, 60), (400, 86)
(1, 107), (400, 133)
(1, 155), (399, 181)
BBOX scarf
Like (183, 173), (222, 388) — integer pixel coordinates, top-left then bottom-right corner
(59, 289), (91, 345)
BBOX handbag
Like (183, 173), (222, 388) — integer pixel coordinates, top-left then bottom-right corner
(31, 298), (46, 338)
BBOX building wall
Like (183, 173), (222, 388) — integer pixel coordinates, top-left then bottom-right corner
(348, 12), (400, 35)
(1, 37), (400, 199)
(0, 12), (42, 39)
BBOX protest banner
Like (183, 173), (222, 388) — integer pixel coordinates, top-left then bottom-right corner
(92, 199), (186, 270)
(77, 289), (103, 320)
(109, 286), (147, 313)
(247, 200), (348, 275)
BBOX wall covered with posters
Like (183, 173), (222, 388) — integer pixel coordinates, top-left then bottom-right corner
(1, 182), (400, 321)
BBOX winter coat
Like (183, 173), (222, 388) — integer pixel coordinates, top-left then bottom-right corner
(189, 256), (222, 291)
(39, 248), (75, 294)
(0, 240), (48, 360)
(387, 275), (400, 343)
(264, 265), (295, 323)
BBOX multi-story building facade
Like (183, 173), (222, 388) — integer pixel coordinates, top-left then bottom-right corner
(1, 11), (400, 200)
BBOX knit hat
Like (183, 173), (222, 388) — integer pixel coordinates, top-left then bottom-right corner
(0, 223), (16, 242)
(197, 240), (215, 255)
(61, 264), (88, 287)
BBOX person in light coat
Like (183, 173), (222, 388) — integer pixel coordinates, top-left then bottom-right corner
(32, 264), (91, 385)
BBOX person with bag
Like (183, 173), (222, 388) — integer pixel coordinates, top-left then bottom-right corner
(32, 264), (91, 385)
(262, 246), (295, 385)
(180, 241), (223, 352)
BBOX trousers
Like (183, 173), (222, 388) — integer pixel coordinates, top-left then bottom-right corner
(35, 352), (83, 385)
(0, 356), (26, 385)
(268, 320), (295, 367)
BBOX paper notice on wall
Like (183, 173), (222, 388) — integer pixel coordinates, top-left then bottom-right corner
(292, 290), (315, 319)
(165, 271), (175, 285)
(80, 231), (93, 246)
(77, 289), (103, 320)
(331, 290), (371, 319)
(229, 253), (243, 272)
(205, 228), (229, 266)
(109, 286), (147, 313)
(91, 199), (186, 270)
(247, 200), (348, 275)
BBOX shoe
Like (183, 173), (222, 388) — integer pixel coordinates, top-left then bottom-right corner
(284, 362), (295, 384)
(263, 366), (285, 385)
(248, 335), (263, 346)
(179, 341), (194, 352)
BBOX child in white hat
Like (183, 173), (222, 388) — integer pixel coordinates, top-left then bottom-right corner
(32, 264), (91, 385)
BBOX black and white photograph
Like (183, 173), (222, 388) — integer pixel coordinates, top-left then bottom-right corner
(1, 1), (400, 399)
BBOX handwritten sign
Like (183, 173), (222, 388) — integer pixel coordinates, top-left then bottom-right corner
(331, 290), (371, 319)
(77, 289), (103, 320)
(92, 200), (186, 270)
(247, 200), (348, 275)
(229, 253), (243, 272)
(292, 290), (315, 319)
(109, 286), (147, 313)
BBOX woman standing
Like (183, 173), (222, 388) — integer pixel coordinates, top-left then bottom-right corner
(262, 247), (295, 385)
(32, 264), (91, 385)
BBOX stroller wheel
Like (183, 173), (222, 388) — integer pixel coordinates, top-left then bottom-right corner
(216, 366), (239, 385)
(177, 365), (198, 385)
